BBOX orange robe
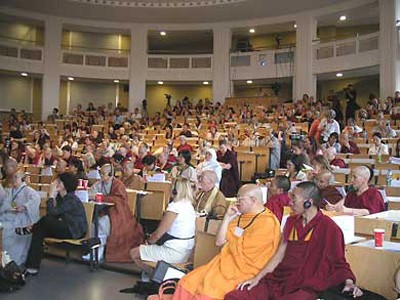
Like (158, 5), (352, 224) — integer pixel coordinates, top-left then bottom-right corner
(103, 178), (144, 262)
(173, 209), (281, 300)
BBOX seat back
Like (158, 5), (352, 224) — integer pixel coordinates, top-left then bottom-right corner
(82, 202), (95, 239)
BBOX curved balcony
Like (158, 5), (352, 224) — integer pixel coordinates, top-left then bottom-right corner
(0, 36), (44, 73)
(60, 46), (130, 79)
(146, 54), (213, 81)
(229, 48), (295, 80)
(313, 32), (379, 74)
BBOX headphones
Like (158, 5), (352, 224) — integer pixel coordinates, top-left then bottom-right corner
(172, 180), (178, 196)
(303, 199), (312, 209)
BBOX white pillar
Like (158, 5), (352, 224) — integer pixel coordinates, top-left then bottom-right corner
(42, 17), (62, 121)
(379, 0), (400, 98)
(129, 26), (147, 112)
(293, 13), (317, 101)
(212, 26), (231, 104)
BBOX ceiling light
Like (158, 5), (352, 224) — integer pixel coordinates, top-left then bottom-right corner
(246, 80), (253, 84)
(113, 79), (120, 83)
(203, 81), (209, 85)
(68, 77), (74, 81)
(158, 81), (164, 85)
(336, 73), (343, 77)
(294, 24), (297, 29)
(21, 72), (28, 77)
(160, 31), (166, 36)
(339, 15), (347, 21)
(249, 28), (255, 33)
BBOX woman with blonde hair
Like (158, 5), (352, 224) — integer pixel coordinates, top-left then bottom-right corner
(129, 177), (196, 282)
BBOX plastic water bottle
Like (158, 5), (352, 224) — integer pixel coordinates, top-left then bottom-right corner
(387, 169), (393, 186)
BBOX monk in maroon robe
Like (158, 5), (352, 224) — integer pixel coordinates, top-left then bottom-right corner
(327, 166), (385, 216)
(316, 170), (344, 209)
(226, 181), (363, 300)
(264, 175), (291, 223)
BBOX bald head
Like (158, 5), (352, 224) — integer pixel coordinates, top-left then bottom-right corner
(200, 170), (217, 185)
(317, 170), (334, 190)
(354, 166), (371, 181)
(238, 184), (263, 206)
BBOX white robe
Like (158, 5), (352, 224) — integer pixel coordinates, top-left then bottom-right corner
(0, 183), (40, 266)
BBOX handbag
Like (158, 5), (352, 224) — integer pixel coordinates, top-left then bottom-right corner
(147, 279), (178, 300)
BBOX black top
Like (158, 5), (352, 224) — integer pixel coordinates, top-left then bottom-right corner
(47, 192), (87, 239)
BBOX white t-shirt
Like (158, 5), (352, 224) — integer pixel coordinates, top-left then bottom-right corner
(166, 200), (196, 239)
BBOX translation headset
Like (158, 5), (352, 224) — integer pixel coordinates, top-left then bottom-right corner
(303, 184), (318, 209)
(108, 164), (114, 177)
(172, 180), (178, 196)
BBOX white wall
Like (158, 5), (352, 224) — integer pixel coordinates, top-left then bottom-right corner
(68, 80), (117, 110)
(0, 74), (32, 112)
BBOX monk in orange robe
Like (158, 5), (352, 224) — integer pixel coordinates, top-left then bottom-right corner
(91, 164), (144, 262)
(173, 184), (281, 300)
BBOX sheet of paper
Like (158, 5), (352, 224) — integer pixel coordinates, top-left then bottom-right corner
(163, 267), (186, 281)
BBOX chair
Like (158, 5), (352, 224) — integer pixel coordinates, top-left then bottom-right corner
(44, 202), (99, 270)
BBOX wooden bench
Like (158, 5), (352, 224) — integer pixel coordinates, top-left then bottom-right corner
(44, 202), (99, 270)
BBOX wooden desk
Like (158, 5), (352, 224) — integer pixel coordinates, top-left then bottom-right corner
(346, 240), (400, 299)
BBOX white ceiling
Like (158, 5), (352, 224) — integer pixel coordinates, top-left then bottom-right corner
(317, 65), (379, 81)
(2, 0), (351, 24)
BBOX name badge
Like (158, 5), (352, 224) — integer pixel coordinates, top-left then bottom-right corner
(234, 226), (244, 237)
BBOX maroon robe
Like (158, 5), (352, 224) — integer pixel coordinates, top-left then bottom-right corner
(225, 211), (355, 300)
(344, 187), (385, 214)
(340, 141), (360, 154)
(217, 149), (241, 197)
(265, 193), (291, 223)
(320, 186), (343, 209)
(330, 158), (346, 168)
(103, 178), (144, 262)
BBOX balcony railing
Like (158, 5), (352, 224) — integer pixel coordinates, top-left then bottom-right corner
(314, 32), (379, 60)
(0, 37), (43, 61)
(230, 48), (295, 68)
(61, 50), (129, 68)
(147, 54), (212, 69)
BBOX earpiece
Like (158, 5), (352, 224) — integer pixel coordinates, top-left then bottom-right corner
(172, 180), (178, 196)
(303, 199), (312, 209)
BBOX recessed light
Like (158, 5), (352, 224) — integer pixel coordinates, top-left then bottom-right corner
(336, 73), (343, 77)
(203, 81), (209, 85)
(113, 79), (120, 83)
(294, 24), (297, 29)
(158, 81), (164, 85)
(246, 80), (253, 84)
(160, 31), (166, 36)
(249, 28), (255, 33)
(68, 77), (74, 81)
(21, 72), (28, 77)
(339, 15), (347, 21)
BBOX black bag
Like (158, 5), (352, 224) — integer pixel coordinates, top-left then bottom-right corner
(155, 233), (178, 246)
(0, 261), (26, 293)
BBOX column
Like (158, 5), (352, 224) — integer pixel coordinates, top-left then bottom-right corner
(212, 26), (231, 104)
(129, 26), (147, 112)
(42, 17), (62, 120)
(379, 0), (400, 98)
(293, 13), (317, 101)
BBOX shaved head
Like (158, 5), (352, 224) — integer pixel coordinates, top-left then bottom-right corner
(354, 166), (371, 181)
(238, 184), (263, 205)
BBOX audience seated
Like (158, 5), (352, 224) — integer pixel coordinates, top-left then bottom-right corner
(173, 184), (281, 299)
(130, 178), (196, 278)
(25, 172), (86, 275)
(339, 133), (360, 154)
(171, 150), (197, 183)
(226, 181), (363, 300)
(368, 132), (389, 156)
(120, 160), (144, 190)
(195, 170), (226, 216)
(326, 147), (346, 169)
(177, 136), (193, 153)
(322, 132), (341, 153)
(264, 175), (291, 223)
(0, 170), (40, 266)
(316, 170), (343, 210)
(286, 154), (307, 181)
(89, 164), (144, 262)
(318, 109), (341, 143)
(196, 148), (222, 187)
(327, 166), (385, 216)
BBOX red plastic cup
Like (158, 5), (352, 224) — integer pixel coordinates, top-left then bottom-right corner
(83, 180), (89, 190)
(95, 193), (103, 203)
(78, 179), (83, 188)
(374, 228), (385, 248)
